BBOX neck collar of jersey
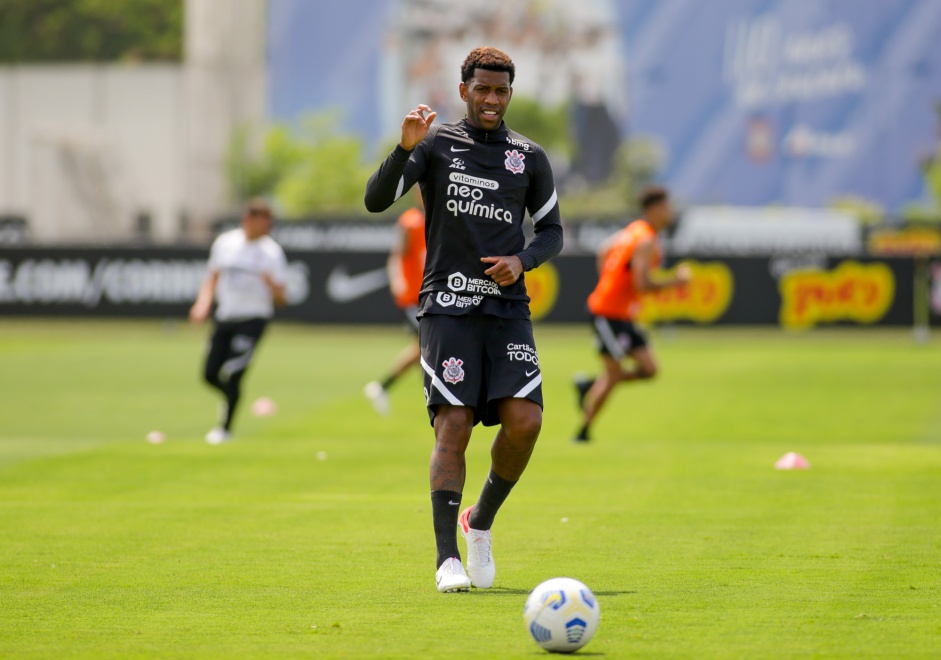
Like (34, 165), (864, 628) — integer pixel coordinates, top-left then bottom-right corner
(459, 117), (508, 141)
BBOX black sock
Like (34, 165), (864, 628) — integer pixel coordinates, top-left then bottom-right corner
(222, 379), (242, 431)
(380, 374), (397, 390)
(575, 423), (590, 441)
(431, 490), (462, 568)
(468, 468), (517, 531)
(575, 377), (595, 410)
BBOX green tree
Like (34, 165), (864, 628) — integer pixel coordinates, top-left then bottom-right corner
(225, 124), (302, 202)
(504, 97), (572, 157)
(0, 0), (182, 63)
(275, 115), (376, 218)
(226, 113), (377, 218)
(559, 137), (665, 220)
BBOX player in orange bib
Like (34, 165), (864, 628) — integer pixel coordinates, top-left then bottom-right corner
(573, 186), (690, 442)
(364, 198), (427, 415)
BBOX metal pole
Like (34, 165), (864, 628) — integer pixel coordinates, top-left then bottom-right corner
(913, 255), (929, 343)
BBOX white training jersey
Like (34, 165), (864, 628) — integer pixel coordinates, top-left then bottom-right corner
(208, 229), (287, 321)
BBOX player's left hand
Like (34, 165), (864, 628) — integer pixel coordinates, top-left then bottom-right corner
(675, 262), (693, 285)
(481, 255), (523, 287)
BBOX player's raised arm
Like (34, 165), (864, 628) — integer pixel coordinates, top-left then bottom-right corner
(364, 105), (436, 213)
(400, 104), (437, 150)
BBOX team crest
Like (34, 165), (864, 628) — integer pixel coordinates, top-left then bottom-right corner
(504, 149), (526, 174)
(442, 357), (465, 384)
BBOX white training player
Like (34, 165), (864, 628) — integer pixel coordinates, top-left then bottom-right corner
(189, 198), (287, 444)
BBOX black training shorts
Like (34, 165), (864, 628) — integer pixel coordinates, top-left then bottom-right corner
(592, 316), (649, 360)
(419, 314), (543, 427)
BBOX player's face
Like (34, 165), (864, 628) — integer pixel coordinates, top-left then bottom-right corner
(648, 200), (673, 229)
(242, 211), (273, 240)
(460, 69), (512, 131)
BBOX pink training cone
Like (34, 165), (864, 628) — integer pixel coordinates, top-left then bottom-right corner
(251, 397), (278, 417)
(775, 452), (810, 470)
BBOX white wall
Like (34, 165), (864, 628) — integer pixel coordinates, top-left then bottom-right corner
(0, 65), (186, 243)
(0, 0), (268, 244)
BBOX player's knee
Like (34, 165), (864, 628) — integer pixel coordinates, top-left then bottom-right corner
(638, 364), (657, 380)
(203, 368), (220, 387)
(434, 407), (474, 443)
(506, 407), (542, 442)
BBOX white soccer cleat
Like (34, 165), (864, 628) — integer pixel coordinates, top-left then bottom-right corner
(364, 381), (391, 416)
(435, 557), (471, 593)
(459, 506), (495, 588)
(205, 427), (231, 445)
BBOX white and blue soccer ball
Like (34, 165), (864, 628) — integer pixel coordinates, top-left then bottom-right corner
(524, 577), (600, 653)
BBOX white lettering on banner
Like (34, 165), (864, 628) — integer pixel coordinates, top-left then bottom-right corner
(724, 16), (867, 108)
(0, 259), (309, 306)
(783, 124), (855, 158)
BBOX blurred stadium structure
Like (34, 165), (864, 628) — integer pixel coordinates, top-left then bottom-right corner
(0, 0), (265, 243)
(1, 0), (940, 334)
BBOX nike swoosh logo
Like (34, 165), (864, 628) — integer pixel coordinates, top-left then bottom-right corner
(448, 500), (460, 506)
(450, 146), (470, 152)
(525, 369), (539, 377)
(325, 265), (389, 303)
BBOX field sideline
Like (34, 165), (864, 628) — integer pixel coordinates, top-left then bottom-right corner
(1, 319), (939, 658)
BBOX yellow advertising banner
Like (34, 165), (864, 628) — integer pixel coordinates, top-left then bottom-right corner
(778, 261), (895, 329)
(526, 262), (560, 321)
(638, 261), (734, 324)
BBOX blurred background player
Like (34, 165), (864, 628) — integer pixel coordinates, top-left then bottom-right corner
(573, 186), (690, 442)
(189, 198), (287, 444)
(364, 192), (427, 415)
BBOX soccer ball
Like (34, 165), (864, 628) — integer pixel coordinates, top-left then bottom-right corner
(524, 577), (600, 653)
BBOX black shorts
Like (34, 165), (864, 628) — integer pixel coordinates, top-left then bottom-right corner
(592, 316), (649, 360)
(419, 314), (543, 427)
(207, 317), (268, 378)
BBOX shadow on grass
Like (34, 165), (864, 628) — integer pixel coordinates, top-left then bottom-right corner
(468, 588), (635, 597)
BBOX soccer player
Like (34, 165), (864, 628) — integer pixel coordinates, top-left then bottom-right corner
(364, 196), (426, 416)
(189, 198), (288, 444)
(573, 186), (690, 442)
(364, 47), (563, 593)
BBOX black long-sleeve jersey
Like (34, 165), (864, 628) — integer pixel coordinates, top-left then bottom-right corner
(364, 119), (563, 318)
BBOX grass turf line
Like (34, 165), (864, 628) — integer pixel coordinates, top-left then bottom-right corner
(0, 320), (939, 658)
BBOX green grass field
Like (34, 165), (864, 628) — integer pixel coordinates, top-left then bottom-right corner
(1, 319), (940, 658)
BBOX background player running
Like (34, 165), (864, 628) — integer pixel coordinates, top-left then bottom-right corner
(364, 47), (563, 593)
(189, 198), (287, 444)
(573, 186), (690, 442)
(364, 193), (426, 416)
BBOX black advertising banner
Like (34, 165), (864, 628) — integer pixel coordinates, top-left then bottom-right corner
(532, 255), (915, 327)
(0, 248), (923, 327)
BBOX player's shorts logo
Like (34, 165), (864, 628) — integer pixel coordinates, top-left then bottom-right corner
(231, 335), (255, 353)
(447, 272), (468, 292)
(442, 357), (465, 385)
(505, 149), (526, 174)
(436, 291), (456, 306)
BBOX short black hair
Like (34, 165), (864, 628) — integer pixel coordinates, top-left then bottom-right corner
(244, 197), (273, 218)
(461, 46), (515, 85)
(639, 186), (669, 210)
